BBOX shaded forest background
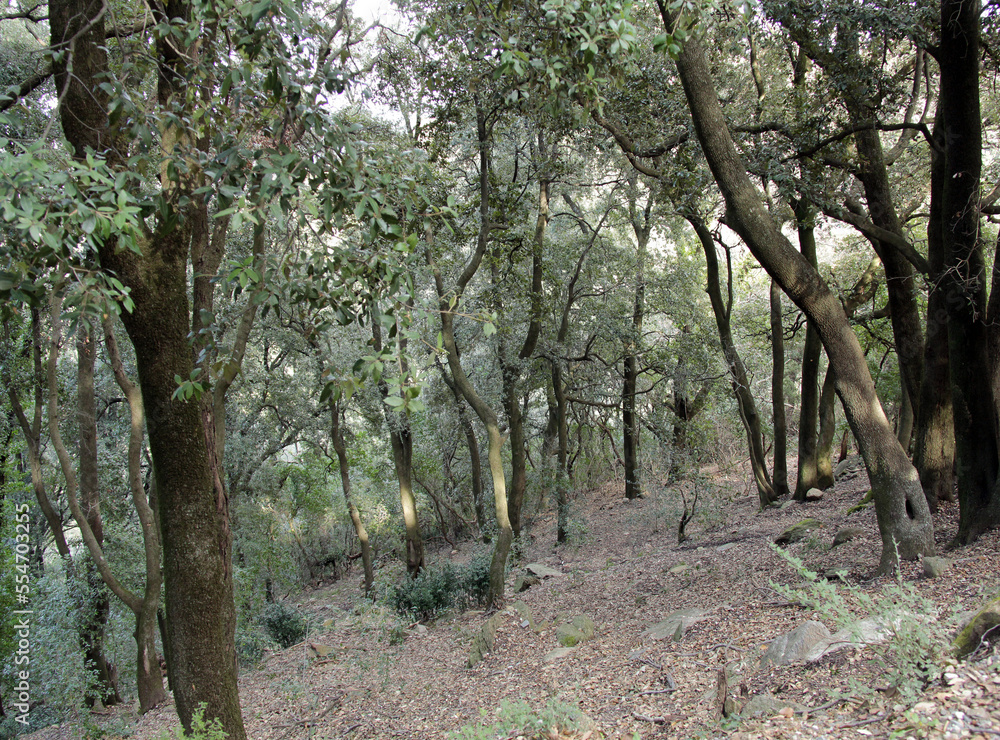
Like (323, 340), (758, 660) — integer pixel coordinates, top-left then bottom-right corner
(0, 0), (999, 736)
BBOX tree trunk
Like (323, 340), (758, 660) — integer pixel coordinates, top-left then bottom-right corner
(794, 202), (822, 499)
(330, 404), (374, 594)
(426, 98), (512, 606)
(623, 182), (652, 500)
(939, 0), (1000, 542)
(913, 109), (955, 512)
(372, 316), (424, 577)
(816, 366), (837, 489)
(103, 319), (167, 712)
(769, 279), (789, 497)
(76, 329), (122, 707)
(666, 11), (934, 572)
(688, 216), (775, 506)
(97, 243), (246, 738)
(551, 359), (570, 542)
(439, 363), (488, 539)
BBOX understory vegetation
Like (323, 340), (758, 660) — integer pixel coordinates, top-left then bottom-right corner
(1, 0), (1000, 736)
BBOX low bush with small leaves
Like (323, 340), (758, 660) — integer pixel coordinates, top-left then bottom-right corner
(770, 544), (949, 700)
(158, 705), (228, 740)
(259, 601), (309, 648)
(448, 699), (602, 740)
(389, 551), (493, 621)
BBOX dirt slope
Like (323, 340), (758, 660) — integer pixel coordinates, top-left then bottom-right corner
(29, 463), (1000, 739)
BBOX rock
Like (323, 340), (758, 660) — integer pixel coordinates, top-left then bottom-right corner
(834, 455), (864, 481)
(805, 617), (893, 662)
(779, 500), (796, 510)
(715, 542), (737, 552)
(668, 563), (689, 574)
(761, 620), (831, 666)
(952, 595), (1000, 658)
(513, 575), (541, 592)
(571, 615), (596, 640)
(922, 556), (952, 579)
(846, 490), (874, 514)
(774, 518), (823, 545)
(805, 488), (825, 501)
(543, 646), (576, 663)
(556, 625), (585, 647)
(308, 642), (334, 658)
(554, 614), (595, 647)
(832, 526), (866, 548)
(525, 563), (563, 578)
(644, 608), (710, 641)
(740, 692), (786, 718)
(467, 613), (504, 668)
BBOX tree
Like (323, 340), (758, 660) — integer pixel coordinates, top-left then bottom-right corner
(662, 2), (934, 573)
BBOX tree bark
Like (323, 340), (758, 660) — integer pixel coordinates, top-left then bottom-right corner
(438, 363), (488, 539)
(103, 319), (167, 712)
(372, 315), (424, 577)
(794, 202), (822, 499)
(76, 327), (122, 707)
(426, 99), (512, 606)
(938, 0), (1000, 541)
(688, 216), (775, 506)
(499, 133), (547, 535)
(330, 404), (374, 594)
(665, 9), (934, 572)
(624, 180), (652, 500)
(816, 367), (837, 489)
(769, 279), (789, 497)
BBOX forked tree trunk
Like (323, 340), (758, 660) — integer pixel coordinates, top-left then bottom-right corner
(688, 216), (775, 507)
(666, 10), (934, 572)
(76, 329), (122, 707)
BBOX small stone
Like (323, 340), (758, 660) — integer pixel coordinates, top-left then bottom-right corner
(715, 542), (736, 552)
(543, 647), (576, 663)
(805, 488), (825, 501)
(832, 526), (866, 548)
(778, 707), (794, 719)
(761, 620), (831, 666)
(669, 563), (689, 574)
(513, 575), (541, 592)
(922, 556), (952, 578)
(774, 518), (823, 545)
(525, 563), (563, 578)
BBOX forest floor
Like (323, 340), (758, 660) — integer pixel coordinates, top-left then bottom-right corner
(27, 459), (1000, 739)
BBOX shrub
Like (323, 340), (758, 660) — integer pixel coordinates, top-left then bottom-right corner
(259, 602), (308, 649)
(235, 621), (272, 667)
(448, 699), (597, 740)
(769, 544), (949, 700)
(158, 705), (228, 740)
(389, 551), (493, 621)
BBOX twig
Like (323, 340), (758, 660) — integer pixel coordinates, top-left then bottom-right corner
(968, 727), (1000, 737)
(839, 711), (888, 729)
(341, 723), (364, 736)
(632, 711), (667, 724)
(797, 698), (844, 715)
(637, 688), (676, 696)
